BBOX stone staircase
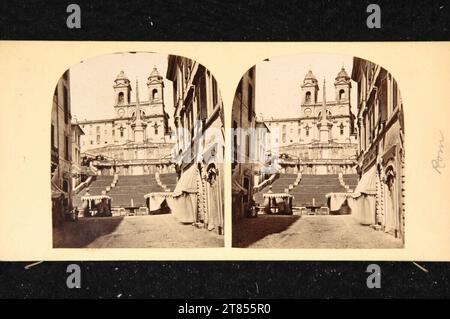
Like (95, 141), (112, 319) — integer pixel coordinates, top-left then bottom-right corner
(289, 174), (347, 208)
(156, 173), (178, 192)
(107, 174), (167, 208)
(73, 175), (114, 208)
(342, 174), (359, 191)
(254, 173), (299, 206)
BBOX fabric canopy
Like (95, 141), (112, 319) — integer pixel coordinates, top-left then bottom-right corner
(326, 192), (351, 211)
(51, 182), (67, 199)
(348, 165), (378, 225)
(81, 194), (111, 201)
(166, 194), (197, 223)
(232, 179), (247, 195)
(167, 165), (198, 223)
(81, 166), (96, 176)
(144, 192), (174, 199)
(172, 165), (198, 197)
(348, 195), (376, 225)
(383, 121), (401, 153)
(145, 192), (173, 212)
(353, 164), (377, 196)
(260, 162), (282, 174)
(263, 193), (292, 198)
(231, 167), (247, 195)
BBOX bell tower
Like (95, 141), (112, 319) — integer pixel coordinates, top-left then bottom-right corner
(301, 70), (319, 105)
(147, 67), (164, 104)
(113, 70), (131, 106)
(334, 67), (351, 105)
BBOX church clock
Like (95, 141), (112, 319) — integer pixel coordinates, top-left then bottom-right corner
(118, 108), (125, 117)
(304, 108), (312, 116)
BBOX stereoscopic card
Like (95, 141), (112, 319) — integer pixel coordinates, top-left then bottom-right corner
(0, 42), (449, 261)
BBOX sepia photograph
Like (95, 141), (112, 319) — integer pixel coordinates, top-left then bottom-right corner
(51, 52), (224, 248)
(232, 53), (405, 249)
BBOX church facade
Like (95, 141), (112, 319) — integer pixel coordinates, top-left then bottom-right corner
(264, 68), (358, 175)
(76, 68), (175, 175)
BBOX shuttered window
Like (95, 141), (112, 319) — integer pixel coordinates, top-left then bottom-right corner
(379, 77), (388, 123)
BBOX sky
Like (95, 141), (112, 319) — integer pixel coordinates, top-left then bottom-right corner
(255, 53), (357, 119)
(69, 52), (357, 126)
(69, 52), (174, 126)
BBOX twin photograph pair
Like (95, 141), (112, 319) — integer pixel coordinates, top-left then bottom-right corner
(51, 50), (404, 250)
(1, 42), (449, 260)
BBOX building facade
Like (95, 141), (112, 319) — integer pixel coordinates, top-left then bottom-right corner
(264, 68), (358, 174)
(351, 57), (405, 241)
(71, 123), (85, 188)
(51, 70), (73, 226)
(232, 67), (258, 221)
(76, 68), (175, 175)
(167, 55), (225, 234)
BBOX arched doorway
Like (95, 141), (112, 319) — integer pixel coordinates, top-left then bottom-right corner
(383, 164), (399, 237)
(62, 180), (70, 210)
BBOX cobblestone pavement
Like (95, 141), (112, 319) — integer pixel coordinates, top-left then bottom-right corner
(233, 214), (403, 248)
(54, 214), (223, 248)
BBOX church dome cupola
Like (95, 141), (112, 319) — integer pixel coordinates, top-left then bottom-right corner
(147, 66), (164, 102)
(304, 70), (317, 81)
(114, 70), (131, 86)
(113, 70), (131, 106)
(148, 67), (163, 82)
(303, 70), (318, 86)
(335, 67), (350, 82)
(334, 67), (351, 104)
(116, 70), (128, 81)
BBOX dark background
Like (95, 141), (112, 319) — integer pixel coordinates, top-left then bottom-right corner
(1, 0), (450, 41)
(1, 0), (450, 299)
(1, 262), (449, 298)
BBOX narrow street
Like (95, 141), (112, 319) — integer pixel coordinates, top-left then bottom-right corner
(233, 214), (403, 248)
(54, 214), (223, 248)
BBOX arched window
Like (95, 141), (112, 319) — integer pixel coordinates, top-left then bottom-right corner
(318, 110), (332, 119)
(152, 89), (159, 99)
(305, 91), (311, 103)
(131, 110), (145, 119)
(339, 89), (345, 101)
(118, 92), (124, 104)
(243, 177), (250, 203)
(63, 180), (69, 193)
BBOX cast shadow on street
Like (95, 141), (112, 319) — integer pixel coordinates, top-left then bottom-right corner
(232, 215), (301, 248)
(53, 216), (124, 248)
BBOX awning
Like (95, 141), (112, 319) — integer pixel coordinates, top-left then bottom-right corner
(232, 179), (247, 195)
(81, 194), (111, 201)
(325, 192), (352, 198)
(144, 192), (174, 199)
(81, 166), (96, 176)
(326, 192), (351, 211)
(261, 161), (282, 174)
(353, 164), (377, 196)
(144, 192), (173, 212)
(263, 193), (292, 198)
(51, 182), (67, 199)
(172, 165), (198, 197)
(383, 121), (401, 153)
